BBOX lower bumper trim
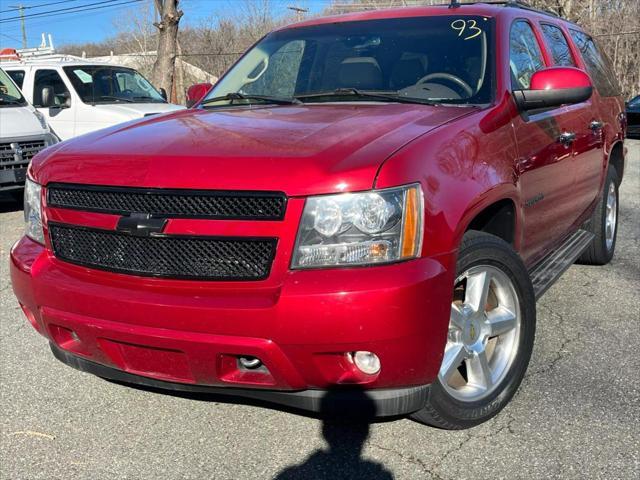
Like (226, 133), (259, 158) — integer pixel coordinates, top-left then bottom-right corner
(50, 343), (429, 417)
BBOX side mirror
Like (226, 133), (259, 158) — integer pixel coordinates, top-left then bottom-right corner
(513, 67), (593, 112)
(186, 82), (213, 108)
(159, 88), (168, 101)
(59, 91), (71, 108)
(41, 86), (55, 107)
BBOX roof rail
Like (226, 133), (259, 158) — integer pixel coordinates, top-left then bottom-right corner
(0, 53), (88, 64)
(448, 0), (560, 18)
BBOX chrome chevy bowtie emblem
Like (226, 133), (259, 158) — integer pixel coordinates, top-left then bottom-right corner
(10, 142), (23, 162)
(116, 213), (167, 237)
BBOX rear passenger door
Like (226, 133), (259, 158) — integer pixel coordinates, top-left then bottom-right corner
(510, 20), (583, 263)
(567, 29), (621, 215)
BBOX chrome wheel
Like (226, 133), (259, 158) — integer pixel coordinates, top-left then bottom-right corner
(439, 265), (521, 402)
(605, 182), (617, 251)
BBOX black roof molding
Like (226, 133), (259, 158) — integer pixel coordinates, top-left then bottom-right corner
(447, 0), (561, 19)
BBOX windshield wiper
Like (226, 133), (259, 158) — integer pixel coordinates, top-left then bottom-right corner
(200, 92), (302, 107)
(295, 88), (440, 106)
(0, 98), (25, 105)
(94, 95), (135, 103)
(131, 96), (163, 103)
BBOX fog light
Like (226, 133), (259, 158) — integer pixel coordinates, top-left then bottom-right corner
(352, 351), (381, 375)
(238, 356), (262, 370)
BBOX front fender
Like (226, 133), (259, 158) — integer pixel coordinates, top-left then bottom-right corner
(375, 107), (521, 258)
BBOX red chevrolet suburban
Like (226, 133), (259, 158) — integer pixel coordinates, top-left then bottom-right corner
(10, 2), (626, 429)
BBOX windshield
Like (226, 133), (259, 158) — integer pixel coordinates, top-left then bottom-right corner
(629, 96), (640, 108)
(63, 66), (165, 104)
(204, 15), (494, 107)
(0, 68), (27, 107)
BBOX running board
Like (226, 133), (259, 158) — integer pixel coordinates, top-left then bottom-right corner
(528, 229), (594, 300)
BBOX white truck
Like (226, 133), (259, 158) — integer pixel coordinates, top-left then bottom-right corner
(0, 67), (57, 194)
(1, 52), (184, 141)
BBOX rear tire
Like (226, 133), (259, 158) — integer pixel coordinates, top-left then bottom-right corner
(578, 166), (619, 265)
(411, 231), (536, 430)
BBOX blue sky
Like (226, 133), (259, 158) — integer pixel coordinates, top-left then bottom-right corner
(0, 0), (328, 48)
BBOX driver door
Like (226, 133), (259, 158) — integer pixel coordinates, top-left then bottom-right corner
(32, 69), (75, 140)
(509, 20), (580, 263)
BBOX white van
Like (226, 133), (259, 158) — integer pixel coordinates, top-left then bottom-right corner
(0, 67), (57, 193)
(2, 54), (184, 140)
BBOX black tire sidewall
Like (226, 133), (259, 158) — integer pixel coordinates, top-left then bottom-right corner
(424, 233), (536, 428)
(597, 168), (619, 261)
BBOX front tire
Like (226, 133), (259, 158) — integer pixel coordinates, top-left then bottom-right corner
(411, 231), (536, 429)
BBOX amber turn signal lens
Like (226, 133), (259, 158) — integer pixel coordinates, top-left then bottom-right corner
(401, 186), (422, 258)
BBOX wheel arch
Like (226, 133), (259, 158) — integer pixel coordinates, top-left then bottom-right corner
(608, 140), (625, 183)
(454, 186), (522, 253)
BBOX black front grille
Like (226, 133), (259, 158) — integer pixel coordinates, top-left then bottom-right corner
(49, 223), (277, 280)
(0, 140), (46, 171)
(47, 184), (287, 220)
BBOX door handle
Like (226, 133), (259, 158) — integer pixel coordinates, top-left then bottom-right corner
(558, 132), (576, 146)
(590, 120), (604, 131)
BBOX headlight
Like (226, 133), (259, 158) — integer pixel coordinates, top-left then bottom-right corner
(292, 184), (423, 269)
(24, 178), (44, 244)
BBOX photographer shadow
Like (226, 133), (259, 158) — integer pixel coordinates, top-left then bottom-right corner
(274, 388), (394, 480)
(103, 379), (396, 479)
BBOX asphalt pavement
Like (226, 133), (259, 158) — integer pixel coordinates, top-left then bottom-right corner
(1, 142), (638, 480)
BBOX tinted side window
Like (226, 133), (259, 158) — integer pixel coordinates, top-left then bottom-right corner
(510, 21), (545, 89)
(33, 69), (70, 107)
(6, 70), (25, 89)
(569, 30), (620, 97)
(541, 24), (576, 67)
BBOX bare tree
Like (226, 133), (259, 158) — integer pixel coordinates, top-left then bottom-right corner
(151, 0), (183, 100)
(112, 1), (156, 57)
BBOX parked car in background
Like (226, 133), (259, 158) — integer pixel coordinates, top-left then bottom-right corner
(0, 67), (57, 195)
(186, 82), (213, 107)
(1, 52), (184, 140)
(11, 2), (626, 429)
(626, 95), (640, 139)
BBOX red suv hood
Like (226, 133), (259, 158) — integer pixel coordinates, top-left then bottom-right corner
(33, 104), (474, 196)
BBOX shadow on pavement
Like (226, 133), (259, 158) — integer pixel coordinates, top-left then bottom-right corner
(106, 379), (395, 479)
(274, 388), (393, 480)
(0, 192), (23, 213)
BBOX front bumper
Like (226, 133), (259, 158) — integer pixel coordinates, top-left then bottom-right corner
(0, 135), (49, 191)
(11, 236), (455, 416)
(51, 342), (430, 417)
(0, 167), (27, 191)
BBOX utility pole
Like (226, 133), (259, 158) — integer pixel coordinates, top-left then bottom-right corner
(151, 0), (183, 103)
(287, 6), (308, 22)
(8, 4), (27, 48)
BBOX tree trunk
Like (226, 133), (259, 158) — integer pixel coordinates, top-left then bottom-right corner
(151, 0), (183, 100)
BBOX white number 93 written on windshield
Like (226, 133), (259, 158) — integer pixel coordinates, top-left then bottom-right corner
(450, 18), (487, 40)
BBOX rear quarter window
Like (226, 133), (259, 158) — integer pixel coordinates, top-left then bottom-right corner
(569, 29), (620, 97)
